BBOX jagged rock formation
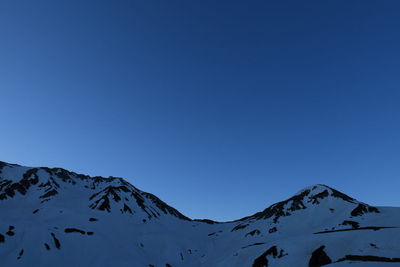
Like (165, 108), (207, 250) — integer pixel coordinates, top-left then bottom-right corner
(0, 161), (399, 266)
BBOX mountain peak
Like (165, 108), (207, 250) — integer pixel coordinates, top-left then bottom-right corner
(294, 184), (331, 195)
(0, 161), (189, 222)
(293, 184), (356, 203)
(238, 184), (371, 223)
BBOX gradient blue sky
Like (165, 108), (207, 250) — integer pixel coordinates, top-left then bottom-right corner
(1, 0), (400, 221)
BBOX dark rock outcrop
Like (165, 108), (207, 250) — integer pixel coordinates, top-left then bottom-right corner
(231, 223), (249, 232)
(308, 246), (332, 267)
(341, 220), (359, 229)
(51, 233), (61, 249)
(309, 190), (329, 204)
(351, 203), (379, 216)
(245, 229), (261, 237)
(64, 228), (86, 235)
(337, 255), (400, 263)
(252, 246), (286, 267)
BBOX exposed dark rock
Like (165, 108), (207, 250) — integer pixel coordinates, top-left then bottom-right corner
(337, 255), (400, 263)
(89, 217), (98, 222)
(64, 228), (86, 234)
(33, 209), (39, 214)
(88, 185), (158, 216)
(351, 204), (379, 216)
(87, 232), (94, 235)
(193, 219), (219, 224)
(240, 189), (310, 223)
(123, 203), (133, 214)
(75, 173), (90, 181)
(252, 246), (286, 267)
(0, 180), (12, 199)
(242, 242), (265, 249)
(53, 168), (75, 184)
(341, 220), (360, 229)
(314, 226), (398, 234)
(38, 176), (61, 189)
(49, 177), (60, 188)
(17, 249), (24, 259)
(6, 230), (14, 236)
(23, 168), (40, 185)
(51, 233), (61, 249)
(38, 181), (53, 189)
(245, 229), (261, 237)
(268, 227), (277, 233)
(44, 243), (50, 250)
(0, 161), (7, 173)
(231, 223), (249, 232)
(309, 246), (332, 267)
(309, 190), (329, 204)
(328, 187), (355, 203)
(142, 192), (191, 221)
(131, 192), (156, 219)
(0, 168), (39, 200)
(166, 264), (172, 267)
(89, 186), (127, 212)
(39, 189), (58, 199)
(0, 233), (4, 243)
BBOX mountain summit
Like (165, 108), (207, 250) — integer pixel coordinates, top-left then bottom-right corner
(0, 161), (399, 266)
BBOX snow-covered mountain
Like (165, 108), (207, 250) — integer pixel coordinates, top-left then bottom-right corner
(1, 161), (399, 267)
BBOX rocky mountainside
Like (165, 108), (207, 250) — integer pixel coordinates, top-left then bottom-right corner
(1, 161), (399, 267)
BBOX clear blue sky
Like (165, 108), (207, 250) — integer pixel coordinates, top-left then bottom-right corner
(1, 0), (400, 221)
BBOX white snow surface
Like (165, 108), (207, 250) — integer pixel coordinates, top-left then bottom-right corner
(0, 161), (399, 267)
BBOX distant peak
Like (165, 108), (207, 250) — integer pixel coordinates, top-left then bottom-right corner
(294, 184), (332, 196)
(238, 184), (358, 223)
(293, 184), (356, 203)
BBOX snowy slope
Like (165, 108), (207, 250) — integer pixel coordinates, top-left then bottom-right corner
(1, 161), (399, 267)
